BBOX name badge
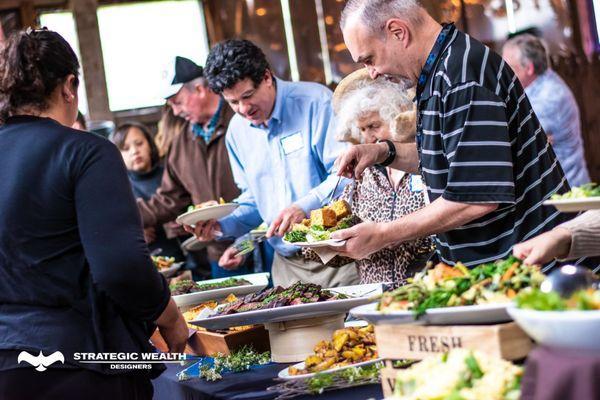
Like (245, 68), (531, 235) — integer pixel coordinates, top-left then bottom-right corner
(410, 175), (424, 193)
(280, 132), (304, 155)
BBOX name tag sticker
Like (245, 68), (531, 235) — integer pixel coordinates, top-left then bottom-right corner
(410, 175), (424, 192)
(280, 132), (304, 155)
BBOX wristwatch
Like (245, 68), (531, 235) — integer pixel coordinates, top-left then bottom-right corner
(376, 139), (397, 167)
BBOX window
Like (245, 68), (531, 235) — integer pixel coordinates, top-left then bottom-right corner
(593, 0), (600, 46)
(97, 0), (209, 111)
(203, 0), (292, 80)
(38, 11), (89, 115)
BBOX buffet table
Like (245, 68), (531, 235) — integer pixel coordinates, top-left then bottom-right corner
(152, 362), (383, 400)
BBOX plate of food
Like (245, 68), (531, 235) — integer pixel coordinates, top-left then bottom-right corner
(350, 257), (545, 325)
(282, 200), (357, 248)
(278, 324), (381, 380)
(189, 282), (378, 330)
(171, 272), (270, 307)
(543, 183), (600, 212)
(250, 222), (268, 240)
(508, 287), (600, 350)
(391, 349), (522, 399)
(152, 256), (183, 278)
(176, 198), (239, 226)
(180, 294), (252, 329)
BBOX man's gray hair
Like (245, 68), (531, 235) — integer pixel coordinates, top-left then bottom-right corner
(183, 76), (209, 90)
(504, 34), (549, 76)
(340, 0), (423, 34)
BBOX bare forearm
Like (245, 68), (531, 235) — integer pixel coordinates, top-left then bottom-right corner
(388, 142), (420, 174)
(379, 197), (499, 246)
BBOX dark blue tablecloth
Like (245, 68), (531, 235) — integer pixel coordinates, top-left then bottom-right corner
(152, 362), (383, 400)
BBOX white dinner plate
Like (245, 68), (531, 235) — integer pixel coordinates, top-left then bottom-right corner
(158, 261), (184, 278)
(277, 358), (383, 380)
(172, 272), (270, 308)
(175, 203), (239, 226)
(543, 198), (600, 212)
(181, 236), (208, 252)
(282, 239), (346, 248)
(190, 283), (381, 330)
(350, 302), (512, 325)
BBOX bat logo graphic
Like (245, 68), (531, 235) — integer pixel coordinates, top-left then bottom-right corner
(18, 350), (65, 372)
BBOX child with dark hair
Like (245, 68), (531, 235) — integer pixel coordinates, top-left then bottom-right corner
(111, 122), (184, 260)
(72, 110), (87, 130)
(0, 28), (186, 398)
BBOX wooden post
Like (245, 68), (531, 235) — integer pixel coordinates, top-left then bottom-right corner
(19, 1), (37, 29)
(71, 0), (112, 121)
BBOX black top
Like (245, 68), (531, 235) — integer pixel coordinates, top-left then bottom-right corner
(416, 25), (572, 269)
(129, 165), (165, 200)
(0, 116), (170, 375)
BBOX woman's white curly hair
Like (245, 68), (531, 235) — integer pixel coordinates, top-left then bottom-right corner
(334, 77), (417, 144)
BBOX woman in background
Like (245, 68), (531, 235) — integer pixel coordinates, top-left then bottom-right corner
(111, 122), (184, 260)
(0, 29), (186, 399)
(307, 69), (433, 288)
(154, 104), (187, 159)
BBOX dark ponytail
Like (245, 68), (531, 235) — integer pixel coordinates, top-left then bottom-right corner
(0, 27), (80, 124)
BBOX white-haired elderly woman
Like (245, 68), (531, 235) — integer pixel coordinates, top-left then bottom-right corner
(305, 69), (433, 288)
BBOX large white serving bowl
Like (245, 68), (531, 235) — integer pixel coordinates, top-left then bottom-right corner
(507, 305), (600, 351)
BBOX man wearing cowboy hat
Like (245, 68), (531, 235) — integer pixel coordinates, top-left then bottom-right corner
(136, 56), (250, 278)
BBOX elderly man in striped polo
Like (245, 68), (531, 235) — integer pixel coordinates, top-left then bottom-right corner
(331, 0), (578, 272)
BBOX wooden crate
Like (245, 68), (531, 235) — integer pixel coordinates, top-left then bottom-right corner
(189, 326), (270, 356)
(380, 361), (399, 399)
(375, 322), (532, 361)
(151, 326), (270, 356)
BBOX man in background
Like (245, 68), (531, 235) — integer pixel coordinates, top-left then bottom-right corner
(503, 34), (590, 187)
(193, 39), (359, 287)
(137, 56), (249, 278)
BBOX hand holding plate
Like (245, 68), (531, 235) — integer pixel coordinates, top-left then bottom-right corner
(331, 221), (391, 259)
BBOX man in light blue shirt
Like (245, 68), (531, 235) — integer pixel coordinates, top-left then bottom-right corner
(503, 34), (590, 187)
(194, 39), (359, 287)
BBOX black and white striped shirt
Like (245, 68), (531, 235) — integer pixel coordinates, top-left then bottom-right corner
(416, 25), (571, 269)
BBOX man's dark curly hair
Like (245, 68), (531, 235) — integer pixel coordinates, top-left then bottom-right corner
(204, 39), (271, 94)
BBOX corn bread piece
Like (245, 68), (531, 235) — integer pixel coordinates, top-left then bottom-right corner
(329, 200), (351, 219)
(310, 207), (337, 227)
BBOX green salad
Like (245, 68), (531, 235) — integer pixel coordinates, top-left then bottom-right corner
(284, 216), (356, 243)
(516, 288), (600, 311)
(551, 183), (600, 200)
(379, 257), (545, 317)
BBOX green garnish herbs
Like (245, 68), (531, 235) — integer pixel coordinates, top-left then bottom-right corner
(196, 346), (271, 381)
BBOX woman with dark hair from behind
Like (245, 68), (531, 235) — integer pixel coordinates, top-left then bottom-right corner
(0, 29), (187, 399)
(111, 122), (185, 260)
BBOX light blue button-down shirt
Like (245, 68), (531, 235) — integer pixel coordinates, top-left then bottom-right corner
(526, 70), (590, 187)
(218, 78), (349, 256)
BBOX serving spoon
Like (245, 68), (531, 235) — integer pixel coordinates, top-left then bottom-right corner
(540, 264), (599, 297)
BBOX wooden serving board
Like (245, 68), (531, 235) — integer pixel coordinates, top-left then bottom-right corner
(375, 322), (532, 361)
(151, 326), (270, 356)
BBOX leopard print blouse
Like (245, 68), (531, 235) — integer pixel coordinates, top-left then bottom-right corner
(303, 166), (433, 288)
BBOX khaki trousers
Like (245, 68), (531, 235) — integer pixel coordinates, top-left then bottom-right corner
(271, 252), (360, 288)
